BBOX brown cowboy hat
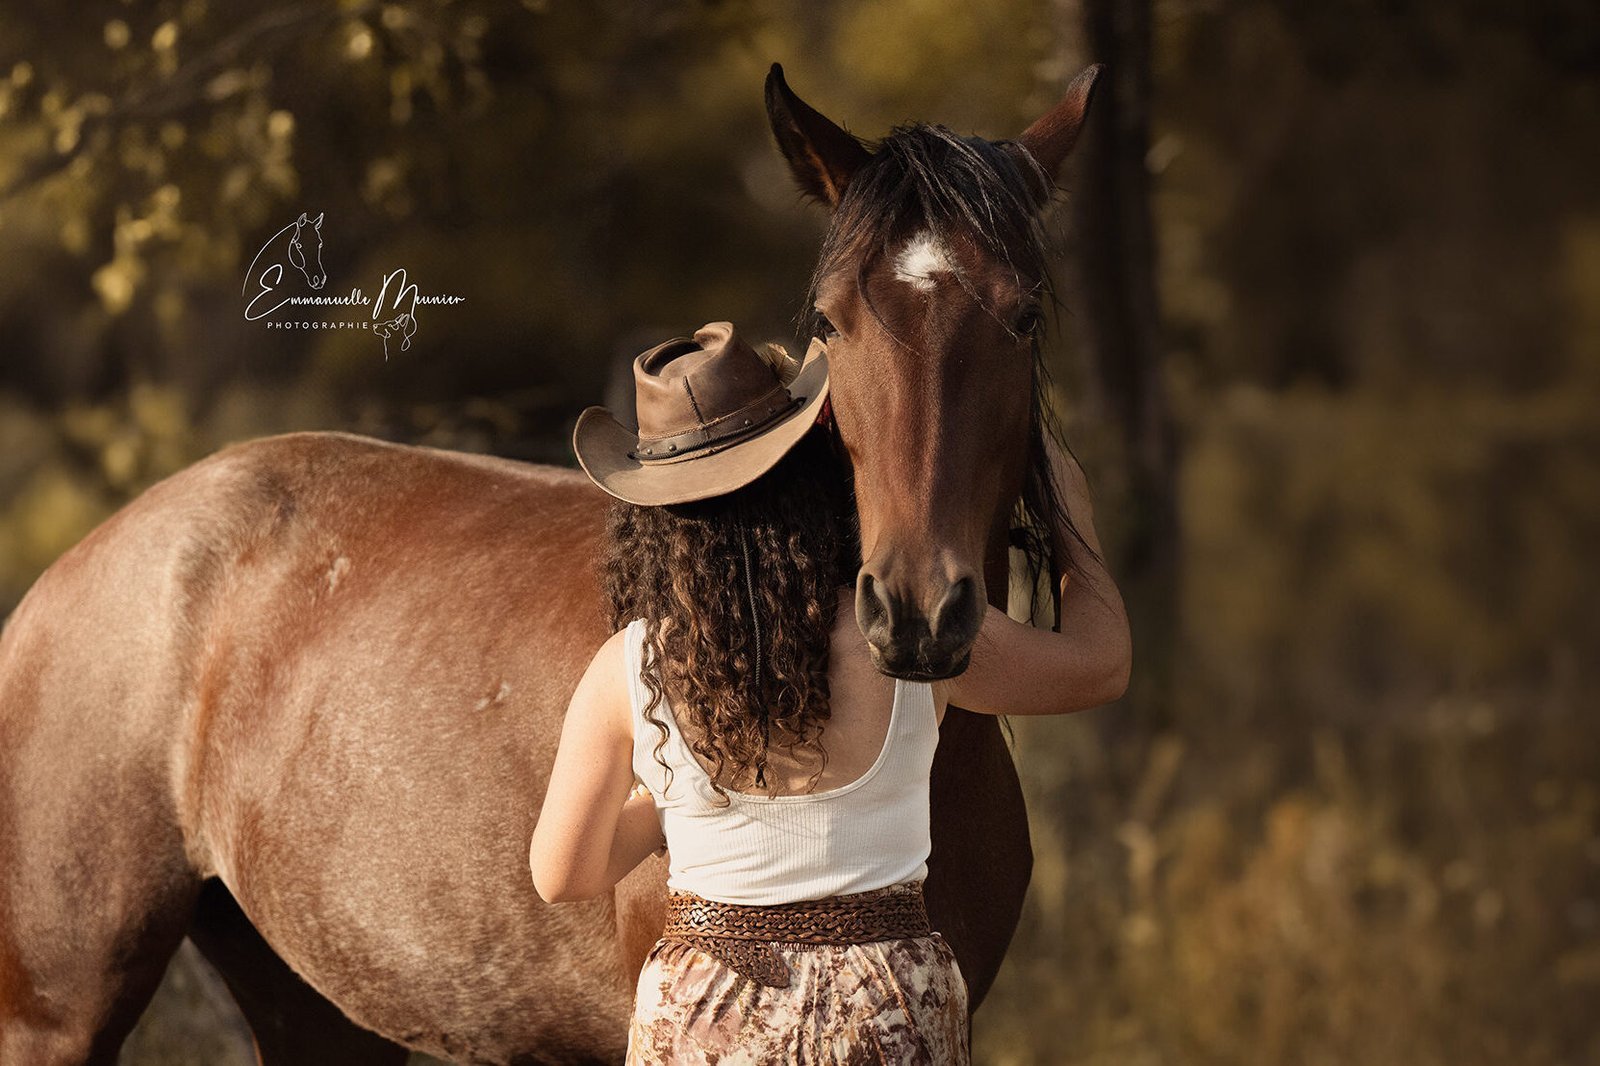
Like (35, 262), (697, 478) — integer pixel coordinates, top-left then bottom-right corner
(573, 321), (830, 506)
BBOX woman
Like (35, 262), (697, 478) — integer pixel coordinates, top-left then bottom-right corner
(529, 321), (1130, 1063)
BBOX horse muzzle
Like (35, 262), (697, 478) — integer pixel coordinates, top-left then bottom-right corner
(855, 564), (983, 680)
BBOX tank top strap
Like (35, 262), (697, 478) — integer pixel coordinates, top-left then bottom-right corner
(891, 676), (938, 742)
(625, 618), (674, 792)
(621, 617), (651, 727)
(872, 676), (938, 796)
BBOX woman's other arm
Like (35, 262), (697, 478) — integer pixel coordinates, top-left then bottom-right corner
(528, 629), (665, 903)
(937, 438), (1132, 716)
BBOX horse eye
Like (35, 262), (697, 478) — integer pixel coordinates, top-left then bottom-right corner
(815, 312), (839, 339)
(1014, 307), (1043, 337)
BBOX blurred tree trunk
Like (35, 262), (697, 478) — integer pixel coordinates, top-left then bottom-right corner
(1062, 0), (1178, 747)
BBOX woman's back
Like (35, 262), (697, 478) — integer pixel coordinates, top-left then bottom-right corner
(658, 588), (934, 794)
(625, 590), (941, 906)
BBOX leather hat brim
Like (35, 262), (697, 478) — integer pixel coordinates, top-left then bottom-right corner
(572, 342), (830, 506)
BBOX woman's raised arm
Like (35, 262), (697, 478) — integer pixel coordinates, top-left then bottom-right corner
(936, 437), (1132, 717)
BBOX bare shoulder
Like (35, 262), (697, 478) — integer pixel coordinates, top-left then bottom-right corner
(592, 624), (633, 683)
(827, 589), (887, 687)
(565, 624), (634, 731)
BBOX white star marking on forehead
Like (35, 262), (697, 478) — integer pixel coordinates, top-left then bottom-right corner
(892, 230), (953, 291)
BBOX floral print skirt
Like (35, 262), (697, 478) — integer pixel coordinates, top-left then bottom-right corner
(625, 918), (969, 1064)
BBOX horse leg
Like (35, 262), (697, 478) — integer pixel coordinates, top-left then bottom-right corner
(612, 854), (669, 983)
(0, 476), (245, 1063)
(0, 696), (203, 1064)
(0, 864), (197, 1066)
(186, 880), (411, 1066)
(925, 707), (1033, 1012)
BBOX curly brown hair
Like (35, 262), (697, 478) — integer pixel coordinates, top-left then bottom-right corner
(603, 424), (859, 801)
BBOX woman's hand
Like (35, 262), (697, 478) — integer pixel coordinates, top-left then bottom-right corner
(529, 628), (659, 903)
(614, 785), (667, 869)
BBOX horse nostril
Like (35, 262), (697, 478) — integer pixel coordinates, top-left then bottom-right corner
(855, 571), (894, 644)
(931, 575), (979, 642)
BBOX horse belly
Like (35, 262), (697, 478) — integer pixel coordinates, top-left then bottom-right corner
(178, 437), (636, 1061)
(195, 614), (636, 1060)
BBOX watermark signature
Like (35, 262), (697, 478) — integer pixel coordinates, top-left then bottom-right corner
(242, 212), (465, 359)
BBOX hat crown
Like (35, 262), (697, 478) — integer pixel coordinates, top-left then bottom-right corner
(630, 321), (799, 459)
(570, 322), (830, 506)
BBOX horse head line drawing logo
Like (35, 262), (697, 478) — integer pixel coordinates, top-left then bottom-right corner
(287, 211), (327, 291)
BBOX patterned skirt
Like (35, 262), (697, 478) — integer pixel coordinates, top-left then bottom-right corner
(625, 883), (970, 1065)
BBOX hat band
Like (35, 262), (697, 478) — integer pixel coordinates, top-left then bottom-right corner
(629, 386), (806, 464)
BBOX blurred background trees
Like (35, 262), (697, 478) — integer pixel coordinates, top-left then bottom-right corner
(1, 0), (1596, 1063)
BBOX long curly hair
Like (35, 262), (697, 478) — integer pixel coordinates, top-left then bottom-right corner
(603, 424), (859, 801)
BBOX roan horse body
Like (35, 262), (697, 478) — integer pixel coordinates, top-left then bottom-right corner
(0, 66), (1100, 1063)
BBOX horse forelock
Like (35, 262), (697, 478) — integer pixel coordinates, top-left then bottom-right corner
(803, 123), (1053, 340)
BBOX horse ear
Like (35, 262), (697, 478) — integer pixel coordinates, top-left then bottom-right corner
(312, 212), (324, 229)
(765, 63), (870, 208)
(1013, 64), (1104, 197)
(297, 212), (309, 226)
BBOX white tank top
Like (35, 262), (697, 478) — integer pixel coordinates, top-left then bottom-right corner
(623, 616), (938, 906)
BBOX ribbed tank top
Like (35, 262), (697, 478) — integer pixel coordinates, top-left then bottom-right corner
(623, 616), (938, 906)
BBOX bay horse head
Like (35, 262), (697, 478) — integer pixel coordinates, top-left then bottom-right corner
(288, 211), (327, 290)
(765, 63), (1102, 679)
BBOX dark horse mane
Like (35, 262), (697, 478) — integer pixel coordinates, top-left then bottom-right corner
(800, 121), (1096, 614)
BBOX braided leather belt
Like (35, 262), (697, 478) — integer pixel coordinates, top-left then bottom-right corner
(661, 881), (932, 988)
